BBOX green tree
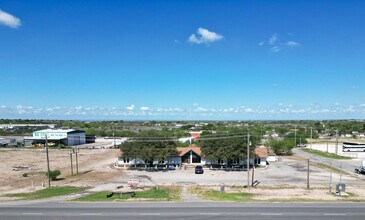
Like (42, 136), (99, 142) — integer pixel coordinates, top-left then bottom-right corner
(196, 133), (259, 167)
(266, 138), (294, 155)
(45, 170), (61, 180)
(120, 130), (178, 167)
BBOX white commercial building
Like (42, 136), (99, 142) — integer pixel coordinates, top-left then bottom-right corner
(25, 129), (86, 146)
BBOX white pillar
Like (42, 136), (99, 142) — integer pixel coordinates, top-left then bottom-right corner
(190, 150), (193, 164)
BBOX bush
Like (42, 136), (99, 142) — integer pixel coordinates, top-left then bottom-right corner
(267, 138), (294, 155)
(45, 170), (61, 180)
(22, 173), (29, 177)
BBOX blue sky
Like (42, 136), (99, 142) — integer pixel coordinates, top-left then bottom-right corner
(1, 0), (365, 120)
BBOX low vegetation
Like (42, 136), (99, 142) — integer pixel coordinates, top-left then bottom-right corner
(189, 186), (253, 202)
(301, 148), (352, 160)
(45, 169), (61, 180)
(6, 186), (86, 200)
(74, 186), (182, 202)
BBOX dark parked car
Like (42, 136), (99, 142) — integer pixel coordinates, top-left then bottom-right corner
(355, 166), (365, 175)
(195, 165), (204, 174)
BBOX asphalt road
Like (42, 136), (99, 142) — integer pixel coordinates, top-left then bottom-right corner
(293, 148), (365, 178)
(1, 202), (365, 220)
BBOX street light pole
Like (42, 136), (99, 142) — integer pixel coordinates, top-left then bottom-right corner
(45, 135), (51, 187)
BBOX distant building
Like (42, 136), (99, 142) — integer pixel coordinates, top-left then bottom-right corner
(25, 129), (86, 146)
(189, 131), (202, 139)
(0, 124), (59, 129)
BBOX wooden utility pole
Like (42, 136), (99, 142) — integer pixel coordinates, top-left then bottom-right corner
(294, 126), (297, 147)
(335, 130), (339, 155)
(247, 132), (250, 188)
(310, 127), (313, 149)
(75, 148), (79, 174)
(69, 149), (74, 175)
(252, 154), (255, 186)
(307, 159), (310, 189)
(45, 135), (51, 187)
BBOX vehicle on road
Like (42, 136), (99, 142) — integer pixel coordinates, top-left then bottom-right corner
(355, 166), (365, 175)
(342, 142), (365, 152)
(195, 165), (204, 174)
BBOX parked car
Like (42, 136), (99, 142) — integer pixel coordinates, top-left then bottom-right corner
(355, 166), (365, 175)
(195, 165), (204, 174)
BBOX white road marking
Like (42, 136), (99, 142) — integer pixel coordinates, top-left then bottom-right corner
(200, 213), (222, 215)
(22, 213), (42, 215)
(323, 213), (346, 216)
(261, 213), (283, 216)
(80, 213), (102, 216)
(139, 213), (161, 215)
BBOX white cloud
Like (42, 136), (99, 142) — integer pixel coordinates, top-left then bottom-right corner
(126, 104), (135, 111)
(140, 106), (149, 111)
(269, 34), (278, 45)
(287, 41), (300, 47)
(188, 28), (223, 44)
(194, 107), (208, 112)
(0, 9), (21, 28)
(258, 41), (265, 46)
(270, 46), (280, 53)
(1, 105), (7, 108)
(244, 108), (253, 113)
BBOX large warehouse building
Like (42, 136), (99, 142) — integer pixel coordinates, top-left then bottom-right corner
(25, 129), (86, 146)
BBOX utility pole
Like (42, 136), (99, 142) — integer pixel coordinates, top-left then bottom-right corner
(75, 148), (79, 174)
(252, 153), (255, 187)
(310, 127), (313, 149)
(294, 126), (297, 147)
(307, 159), (310, 189)
(247, 132), (250, 188)
(326, 140), (329, 153)
(335, 130), (339, 155)
(113, 125), (116, 148)
(329, 161), (333, 193)
(69, 149), (74, 175)
(45, 135), (51, 187)
(339, 163), (342, 186)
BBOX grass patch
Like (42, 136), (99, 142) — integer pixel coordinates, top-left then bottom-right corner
(315, 162), (344, 174)
(190, 186), (253, 202)
(301, 148), (352, 160)
(6, 186), (86, 200)
(74, 186), (182, 202)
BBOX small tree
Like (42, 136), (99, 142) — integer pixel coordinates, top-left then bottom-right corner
(45, 170), (61, 180)
(267, 138), (294, 155)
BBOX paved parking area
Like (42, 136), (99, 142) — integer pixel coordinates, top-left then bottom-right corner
(116, 157), (364, 189)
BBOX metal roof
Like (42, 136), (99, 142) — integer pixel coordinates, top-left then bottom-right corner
(34, 129), (84, 133)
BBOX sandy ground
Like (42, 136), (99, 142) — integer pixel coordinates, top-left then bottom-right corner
(1, 146), (365, 202)
(0, 148), (121, 195)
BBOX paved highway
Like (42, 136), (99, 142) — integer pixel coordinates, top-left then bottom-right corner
(0, 202), (365, 219)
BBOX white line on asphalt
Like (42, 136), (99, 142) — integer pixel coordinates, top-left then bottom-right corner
(22, 213), (42, 215)
(139, 213), (161, 216)
(323, 213), (347, 216)
(200, 213), (222, 215)
(261, 213), (283, 216)
(80, 213), (102, 216)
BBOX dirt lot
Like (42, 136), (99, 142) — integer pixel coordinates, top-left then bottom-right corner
(0, 148), (121, 195)
(1, 147), (365, 201)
